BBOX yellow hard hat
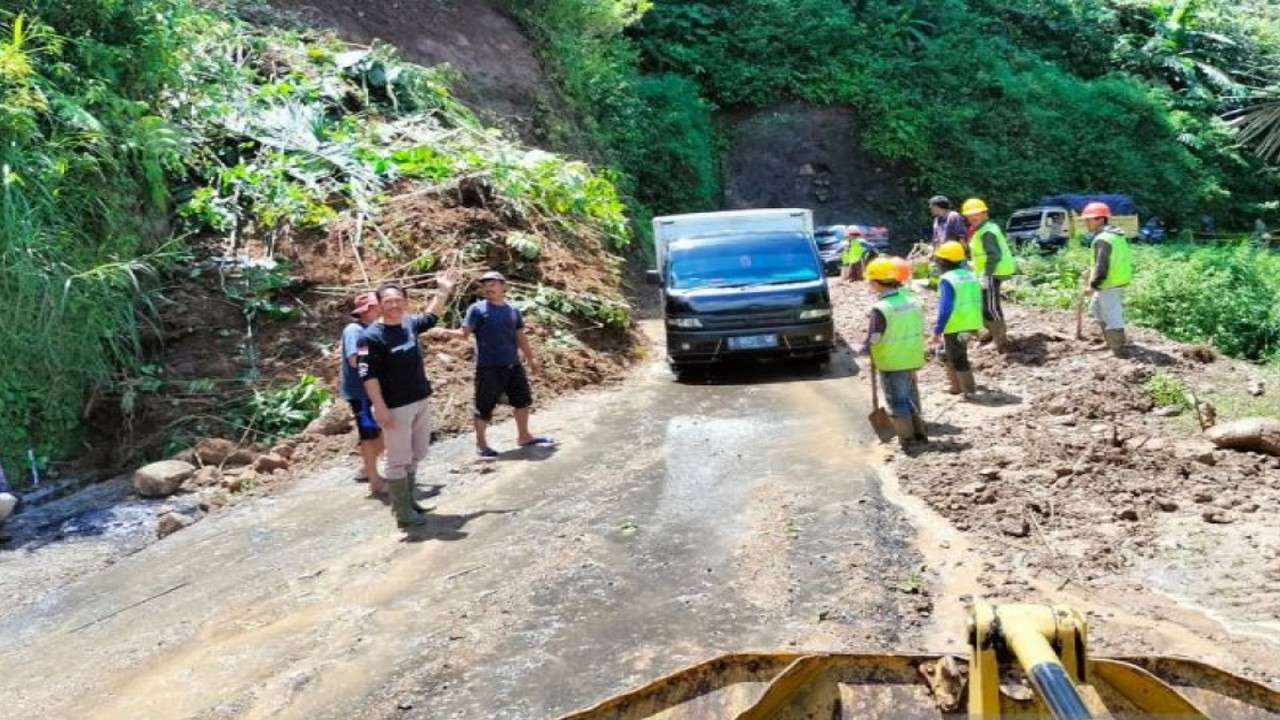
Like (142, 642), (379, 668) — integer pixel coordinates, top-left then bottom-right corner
(935, 241), (966, 262)
(961, 198), (988, 216)
(865, 257), (899, 282)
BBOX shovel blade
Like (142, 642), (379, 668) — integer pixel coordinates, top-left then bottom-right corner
(868, 407), (895, 441)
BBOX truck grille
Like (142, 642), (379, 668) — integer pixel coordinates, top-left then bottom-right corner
(698, 310), (797, 330)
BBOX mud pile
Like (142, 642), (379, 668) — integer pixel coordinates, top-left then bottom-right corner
(829, 277), (1280, 677)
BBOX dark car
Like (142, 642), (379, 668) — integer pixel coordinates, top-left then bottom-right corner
(813, 225), (848, 275)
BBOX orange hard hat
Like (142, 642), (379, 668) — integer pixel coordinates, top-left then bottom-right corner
(1080, 202), (1111, 220)
(892, 256), (912, 283)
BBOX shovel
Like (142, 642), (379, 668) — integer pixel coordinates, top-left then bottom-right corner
(1074, 270), (1089, 340)
(867, 360), (896, 441)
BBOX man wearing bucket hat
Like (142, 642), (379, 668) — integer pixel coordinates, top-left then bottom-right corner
(340, 291), (385, 494)
(432, 270), (553, 458)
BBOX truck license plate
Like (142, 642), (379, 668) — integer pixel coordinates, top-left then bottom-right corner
(729, 334), (778, 350)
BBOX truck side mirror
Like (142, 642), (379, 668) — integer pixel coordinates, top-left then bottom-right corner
(645, 270), (662, 286)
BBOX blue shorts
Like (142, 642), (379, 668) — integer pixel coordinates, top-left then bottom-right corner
(348, 399), (382, 441)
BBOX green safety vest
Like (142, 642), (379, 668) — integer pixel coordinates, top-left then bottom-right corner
(941, 268), (983, 334)
(1094, 229), (1132, 289)
(970, 220), (1016, 277)
(870, 290), (926, 372)
(841, 240), (865, 265)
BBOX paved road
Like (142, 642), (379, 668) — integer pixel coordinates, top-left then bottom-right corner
(0, 337), (926, 720)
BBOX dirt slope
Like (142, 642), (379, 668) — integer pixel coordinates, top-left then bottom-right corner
(267, 0), (547, 139)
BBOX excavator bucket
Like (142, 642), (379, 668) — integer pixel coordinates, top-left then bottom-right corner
(558, 602), (1280, 720)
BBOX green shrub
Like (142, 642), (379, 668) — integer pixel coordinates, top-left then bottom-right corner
(233, 374), (331, 441)
(1127, 243), (1280, 362)
(1143, 371), (1192, 410)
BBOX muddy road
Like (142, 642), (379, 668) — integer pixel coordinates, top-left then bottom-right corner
(0, 327), (931, 720)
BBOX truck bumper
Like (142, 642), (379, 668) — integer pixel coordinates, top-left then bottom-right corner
(666, 321), (836, 365)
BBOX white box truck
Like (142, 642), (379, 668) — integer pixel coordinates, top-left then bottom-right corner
(646, 208), (835, 373)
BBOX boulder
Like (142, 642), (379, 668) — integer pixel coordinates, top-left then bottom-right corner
(192, 466), (222, 487)
(305, 402), (353, 436)
(194, 438), (237, 466)
(1205, 417), (1280, 456)
(157, 511), (194, 538)
(254, 453), (290, 474)
(133, 460), (196, 498)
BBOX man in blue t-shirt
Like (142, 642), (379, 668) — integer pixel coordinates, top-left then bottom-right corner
(340, 292), (384, 493)
(433, 271), (551, 458)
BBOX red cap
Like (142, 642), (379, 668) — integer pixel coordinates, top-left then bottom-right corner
(351, 292), (378, 317)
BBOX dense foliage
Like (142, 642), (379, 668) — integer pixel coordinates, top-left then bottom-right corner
(513, 0), (1280, 233)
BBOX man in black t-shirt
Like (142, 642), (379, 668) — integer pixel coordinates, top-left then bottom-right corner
(358, 271), (456, 528)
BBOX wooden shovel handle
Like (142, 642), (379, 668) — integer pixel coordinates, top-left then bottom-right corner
(869, 357), (881, 409)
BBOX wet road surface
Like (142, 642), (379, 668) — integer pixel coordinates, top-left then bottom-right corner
(0, 336), (927, 720)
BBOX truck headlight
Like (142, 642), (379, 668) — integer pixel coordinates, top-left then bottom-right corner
(799, 309), (831, 320)
(668, 317), (702, 329)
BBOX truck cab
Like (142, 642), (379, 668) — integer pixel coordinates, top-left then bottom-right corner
(647, 209), (835, 373)
(1006, 194), (1140, 252)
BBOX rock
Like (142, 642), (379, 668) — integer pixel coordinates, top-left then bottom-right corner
(1115, 507), (1139, 521)
(192, 466), (222, 487)
(989, 446), (1023, 467)
(978, 467), (1001, 479)
(1239, 502), (1261, 514)
(1193, 491), (1214, 504)
(1045, 397), (1073, 416)
(157, 511), (194, 538)
(957, 481), (987, 496)
(198, 489), (229, 511)
(133, 460), (196, 498)
(168, 448), (197, 465)
(1247, 379), (1266, 397)
(269, 442), (295, 460)
(194, 438), (237, 466)
(437, 352), (458, 367)
(1154, 498), (1178, 512)
(225, 447), (259, 467)
(999, 517), (1029, 538)
(1090, 423), (1110, 433)
(1050, 415), (1078, 427)
(1205, 417), (1280, 456)
(304, 402), (353, 436)
(1202, 510), (1235, 524)
(254, 453), (290, 474)
(1152, 406), (1182, 417)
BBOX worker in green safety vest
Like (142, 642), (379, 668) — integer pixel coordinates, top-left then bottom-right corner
(929, 241), (983, 397)
(960, 197), (1017, 353)
(860, 257), (928, 448)
(840, 225), (867, 282)
(1081, 201), (1133, 357)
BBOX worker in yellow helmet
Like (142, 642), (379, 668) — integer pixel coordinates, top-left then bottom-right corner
(861, 257), (928, 447)
(930, 241), (982, 396)
(960, 198), (1016, 352)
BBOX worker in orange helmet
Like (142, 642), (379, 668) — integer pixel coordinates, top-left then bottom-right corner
(1081, 201), (1133, 356)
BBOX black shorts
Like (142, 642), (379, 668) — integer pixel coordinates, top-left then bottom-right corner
(348, 399), (382, 441)
(473, 364), (533, 421)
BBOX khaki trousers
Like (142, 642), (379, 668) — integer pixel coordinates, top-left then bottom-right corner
(381, 399), (433, 481)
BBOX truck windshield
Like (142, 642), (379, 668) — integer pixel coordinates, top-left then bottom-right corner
(1007, 212), (1042, 232)
(667, 234), (821, 290)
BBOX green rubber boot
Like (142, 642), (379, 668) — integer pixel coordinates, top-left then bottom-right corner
(388, 477), (428, 527)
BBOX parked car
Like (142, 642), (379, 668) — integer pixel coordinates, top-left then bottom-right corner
(813, 225), (848, 275)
